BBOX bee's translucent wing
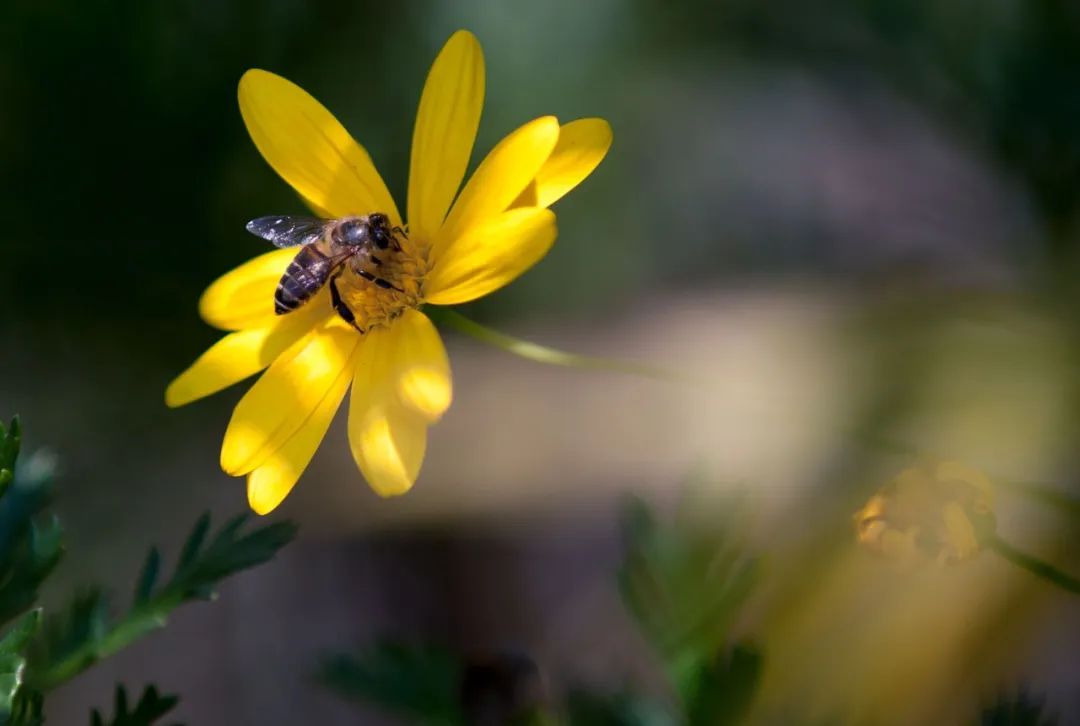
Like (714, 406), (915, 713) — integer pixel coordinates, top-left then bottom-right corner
(246, 215), (329, 248)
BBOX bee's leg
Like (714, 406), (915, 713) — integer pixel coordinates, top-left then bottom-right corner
(357, 269), (403, 293)
(329, 272), (364, 333)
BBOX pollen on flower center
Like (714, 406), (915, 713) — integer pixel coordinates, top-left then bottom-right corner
(338, 234), (427, 331)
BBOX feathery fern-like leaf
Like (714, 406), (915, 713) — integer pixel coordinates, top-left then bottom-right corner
(25, 514), (296, 691)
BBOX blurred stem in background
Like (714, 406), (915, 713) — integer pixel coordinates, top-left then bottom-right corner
(428, 308), (694, 384)
(987, 536), (1080, 595)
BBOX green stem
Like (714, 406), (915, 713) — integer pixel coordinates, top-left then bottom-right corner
(994, 479), (1080, 518)
(987, 535), (1080, 594)
(428, 308), (694, 384)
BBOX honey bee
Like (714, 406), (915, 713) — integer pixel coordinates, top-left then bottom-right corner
(245, 213), (404, 332)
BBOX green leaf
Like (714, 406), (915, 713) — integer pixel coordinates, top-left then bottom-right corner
(132, 548), (160, 608)
(0, 609), (42, 722)
(0, 469), (50, 558)
(0, 517), (63, 629)
(29, 589), (112, 687)
(980, 688), (1058, 726)
(175, 513), (209, 572)
(169, 513), (295, 601)
(619, 497), (657, 551)
(0, 428), (62, 631)
(617, 490), (759, 697)
(564, 689), (676, 726)
(0, 418), (20, 474)
(0, 608), (42, 656)
(318, 642), (463, 725)
(0, 419), (51, 726)
(25, 513), (297, 691)
(8, 689), (43, 726)
(684, 644), (762, 726)
(89, 684), (180, 726)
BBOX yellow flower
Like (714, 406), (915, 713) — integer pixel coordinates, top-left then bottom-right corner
(853, 461), (997, 564)
(166, 31), (611, 514)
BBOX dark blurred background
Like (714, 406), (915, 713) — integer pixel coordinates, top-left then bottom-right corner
(3, 0), (1080, 723)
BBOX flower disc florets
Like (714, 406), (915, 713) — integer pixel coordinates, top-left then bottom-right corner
(340, 232), (427, 330)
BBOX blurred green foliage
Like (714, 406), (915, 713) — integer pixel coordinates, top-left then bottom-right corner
(980, 688), (1058, 726)
(315, 485), (1063, 725)
(618, 492), (759, 704)
(318, 642), (463, 725)
(682, 646), (761, 726)
(0, 417), (296, 723)
(317, 487), (764, 725)
(89, 685), (179, 726)
(318, 645), (553, 725)
(563, 689), (674, 726)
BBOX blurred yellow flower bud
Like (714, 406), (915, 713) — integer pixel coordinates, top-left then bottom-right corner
(854, 461), (996, 564)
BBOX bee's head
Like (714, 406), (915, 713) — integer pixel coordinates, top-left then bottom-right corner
(368, 213), (393, 250)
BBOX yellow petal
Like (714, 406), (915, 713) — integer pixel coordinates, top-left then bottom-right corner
(350, 402), (428, 498)
(238, 69), (400, 223)
(165, 310), (318, 408)
(408, 30), (485, 245)
(199, 249), (293, 331)
(941, 503), (979, 561)
(433, 116), (560, 257)
(221, 318), (358, 475)
(348, 324), (429, 497)
(245, 356), (352, 515)
(392, 309), (452, 421)
(423, 207), (557, 305)
(514, 118), (613, 208)
(880, 528), (919, 563)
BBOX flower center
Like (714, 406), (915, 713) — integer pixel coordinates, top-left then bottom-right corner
(337, 233), (427, 331)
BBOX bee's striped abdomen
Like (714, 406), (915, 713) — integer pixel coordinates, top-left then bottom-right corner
(275, 245), (333, 314)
